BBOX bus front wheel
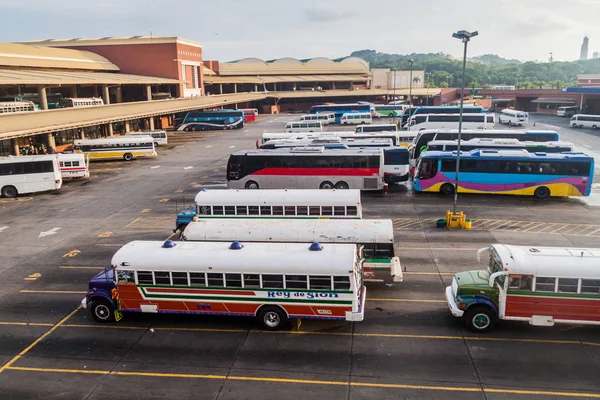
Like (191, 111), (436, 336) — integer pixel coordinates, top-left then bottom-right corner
(335, 181), (349, 189)
(1, 185), (17, 198)
(320, 181), (334, 189)
(123, 153), (133, 161)
(593, 125), (598, 130)
(534, 186), (550, 199)
(90, 299), (116, 323)
(440, 183), (455, 195)
(245, 181), (259, 189)
(464, 306), (496, 333)
(258, 306), (287, 330)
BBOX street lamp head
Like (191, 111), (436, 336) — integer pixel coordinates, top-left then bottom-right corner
(453, 30), (478, 41)
(408, 59), (414, 64)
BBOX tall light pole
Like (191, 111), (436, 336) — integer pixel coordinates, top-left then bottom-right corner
(392, 68), (396, 124)
(452, 30), (478, 213)
(386, 71), (390, 105)
(548, 52), (553, 83)
(407, 59), (414, 131)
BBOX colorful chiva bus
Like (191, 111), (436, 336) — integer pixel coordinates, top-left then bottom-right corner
(176, 110), (245, 131)
(446, 244), (600, 332)
(82, 240), (366, 330)
(57, 153), (89, 179)
(414, 149), (593, 198)
(73, 136), (157, 161)
(174, 188), (363, 232)
(182, 218), (402, 283)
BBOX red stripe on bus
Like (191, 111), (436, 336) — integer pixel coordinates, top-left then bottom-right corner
(145, 288), (256, 296)
(505, 295), (600, 322)
(251, 168), (380, 177)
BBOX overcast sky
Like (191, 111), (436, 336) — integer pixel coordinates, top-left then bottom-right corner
(1, 0), (598, 63)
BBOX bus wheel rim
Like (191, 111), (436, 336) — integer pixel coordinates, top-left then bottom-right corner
(264, 312), (280, 328)
(472, 313), (490, 329)
(95, 304), (110, 320)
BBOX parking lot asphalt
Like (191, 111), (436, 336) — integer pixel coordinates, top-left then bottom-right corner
(1, 114), (600, 399)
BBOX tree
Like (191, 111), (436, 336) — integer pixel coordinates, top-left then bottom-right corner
(439, 81), (449, 88)
(533, 80), (545, 89)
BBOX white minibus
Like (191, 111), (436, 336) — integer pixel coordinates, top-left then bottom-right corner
(299, 113), (335, 125)
(125, 131), (168, 146)
(340, 112), (373, 125)
(0, 155), (62, 198)
(285, 121), (323, 133)
(407, 113), (494, 131)
(556, 106), (579, 117)
(355, 124), (397, 133)
(570, 114), (600, 129)
(498, 109), (529, 126)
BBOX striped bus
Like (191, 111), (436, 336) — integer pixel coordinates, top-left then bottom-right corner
(73, 136), (157, 161)
(182, 218), (402, 283)
(82, 240), (366, 330)
(447, 244), (600, 332)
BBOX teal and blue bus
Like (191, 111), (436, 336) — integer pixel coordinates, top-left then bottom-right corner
(309, 103), (372, 122)
(175, 110), (245, 131)
(414, 149), (593, 198)
(401, 106), (485, 126)
(0, 93), (64, 109)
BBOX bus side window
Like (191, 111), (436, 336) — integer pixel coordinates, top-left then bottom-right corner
(260, 206), (272, 215)
(508, 275), (532, 291)
(154, 271), (170, 285)
(262, 274), (284, 288)
(334, 276), (351, 290)
(172, 272), (189, 286)
(243, 274), (261, 288)
(117, 270), (134, 284)
(225, 273), (242, 288)
(297, 206), (308, 216)
(198, 206), (212, 215)
(136, 271), (154, 285)
(207, 273), (224, 287)
(346, 206), (358, 216)
(581, 279), (600, 294)
(309, 276), (332, 290)
(286, 275), (308, 289)
(248, 206), (259, 215)
(557, 278), (578, 293)
(309, 206), (320, 216)
(534, 277), (556, 292)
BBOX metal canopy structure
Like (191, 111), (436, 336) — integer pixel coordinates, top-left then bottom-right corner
(204, 75), (369, 85)
(531, 98), (576, 104)
(0, 68), (181, 85)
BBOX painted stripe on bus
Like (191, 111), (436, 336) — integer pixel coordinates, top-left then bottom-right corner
(136, 284), (353, 294)
(252, 168), (380, 177)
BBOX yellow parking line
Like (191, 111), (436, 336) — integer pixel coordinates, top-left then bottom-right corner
(520, 222), (543, 233)
(125, 217), (142, 228)
(0, 322), (54, 327)
(0, 197), (33, 204)
(585, 228), (600, 236)
(6, 365), (600, 397)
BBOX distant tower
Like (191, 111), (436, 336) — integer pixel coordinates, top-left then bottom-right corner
(594, 51), (599, 59)
(580, 35), (589, 60)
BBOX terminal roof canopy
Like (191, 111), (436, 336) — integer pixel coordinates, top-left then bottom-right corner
(219, 57), (370, 76)
(0, 43), (119, 71)
(0, 69), (180, 85)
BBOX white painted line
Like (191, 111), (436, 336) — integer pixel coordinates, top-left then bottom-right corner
(150, 166), (161, 169)
(229, 145), (236, 148)
(39, 227), (60, 238)
(0, 226), (9, 233)
(205, 145), (212, 148)
(184, 166), (193, 170)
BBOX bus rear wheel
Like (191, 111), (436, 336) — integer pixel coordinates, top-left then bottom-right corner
(1, 185), (17, 198)
(320, 181), (334, 189)
(534, 186), (550, 199)
(440, 183), (455, 195)
(245, 181), (259, 189)
(90, 299), (116, 323)
(335, 181), (349, 189)
(593, 125), (598, 130)
(464, 306), (496, 333)
(123, 153), (133, 161)
(258, 306), (287, 330)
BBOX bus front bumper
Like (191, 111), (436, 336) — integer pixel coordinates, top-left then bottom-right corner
(346, 287), (366, 322)
(81, 297), (88, 309)
(445, 286), (464, 317)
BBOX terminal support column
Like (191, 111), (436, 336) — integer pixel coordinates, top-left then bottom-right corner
(46, 133), (56, 151)
(106, 123), (114, 137)
(115, 86), (123, 103)
(146, 85), (152, 101)
(79, 130), (85, 140)
(234, 84), (237, 94)
(12, 139), (19, 156)
(37, 86), (48, 110)
(124, 120), (131, 132)
(219, 84), (223, 94)
(102, 85), (111, 105)
(148, 118), (155, 130)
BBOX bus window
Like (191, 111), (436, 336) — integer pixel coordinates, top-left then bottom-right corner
(508, 275), (532, 291)
(535, 277), (556, 292)
(418, 159), (437, 179)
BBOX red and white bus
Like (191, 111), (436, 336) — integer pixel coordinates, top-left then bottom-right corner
(241, 109), (257, 122)
(82, 240), (366, 330)
(447, 244), (600, 332)
(227, 147), (385, 191)
(57, 153), (89, 179)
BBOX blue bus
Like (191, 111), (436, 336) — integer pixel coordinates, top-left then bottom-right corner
(400, 106), (485, 126)
(414, 149), (593, 198)
(309, 103), (372, 122)
(412, 130), (560, 160)
(176, 110), (245, 131)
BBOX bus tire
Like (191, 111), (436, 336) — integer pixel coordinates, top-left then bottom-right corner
(579, 124), (584, 128)
(257, 306), (287, 330)
(534, 186), (550, 199)
(228, 125), (234, 130)
(1, 185), (17, 198)
(90, 299), (116, 323)
(319, 181), (334, 189)
(183, 126), (190, 132)
(335, 181), (349, 189)
(464, 306), (496, 333)
(440, 183), (455, 195)
(571, 123), (577, 128)
(154, 142), (159, 147)
(593, 125), (598, 130)
(123, 153), (133, 161)
(245, 181), (259, 189)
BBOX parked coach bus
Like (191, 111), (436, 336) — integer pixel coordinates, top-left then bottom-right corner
(125, 131), (168, 147)
(411, 129), (560, 160)
(262, 131), (402, 146)
(182, 218), (402, 283)
(176, 110), (245, 131)
(174, 188), (363, 232)
(309, 103), (373, 122)
(73, 136), (157, 161)
(414, 149), (593, 198)
(426, 138), (574, 154)
(57, 153), (89, 179)
(227, 147), (385, 191)
(0, 155), (62, 198)
(406, 113), (494, 131)
(299, 113), (335, 125)
(82, 240), (366, 330)
(447, 244), (600, 332)
(241, 109), (256, 122)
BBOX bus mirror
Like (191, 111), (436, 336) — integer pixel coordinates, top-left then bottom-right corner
(476, 247), (489, 262)
(488, 271), (508, 287)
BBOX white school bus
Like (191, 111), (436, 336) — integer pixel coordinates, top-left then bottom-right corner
(73, 136), (157, 161)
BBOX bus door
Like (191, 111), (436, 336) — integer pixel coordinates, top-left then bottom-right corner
(228, 155), (243, 180)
